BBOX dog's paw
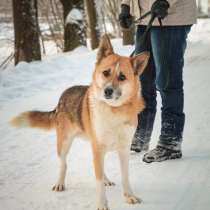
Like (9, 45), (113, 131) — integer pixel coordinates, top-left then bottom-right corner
(104, 180), (115, 187)
(52, 184), (65, 192)
(97, 207), (110, 210)
(97, 202), (109, 210)
(124, 194), (142, 204)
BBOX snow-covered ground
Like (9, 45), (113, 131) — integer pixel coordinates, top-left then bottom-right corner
(0, 22), (61, 68)
(0, 19), (210, 210)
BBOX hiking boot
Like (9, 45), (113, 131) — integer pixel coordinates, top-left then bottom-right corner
(130, 109), (156, 153)
(130, 133), (149, 153)
(142, 146), (182, 163)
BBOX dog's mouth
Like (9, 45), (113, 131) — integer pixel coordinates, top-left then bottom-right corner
(104, 95), (121, 100)
(104, 95), (112, 100)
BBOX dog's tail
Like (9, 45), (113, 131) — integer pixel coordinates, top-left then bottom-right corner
(11, 110), (56, 130)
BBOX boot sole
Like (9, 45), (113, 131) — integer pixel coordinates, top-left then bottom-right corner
(131, 148), (141, 153)
(143, 152), (182, 163)
(131, 148), (149, 153)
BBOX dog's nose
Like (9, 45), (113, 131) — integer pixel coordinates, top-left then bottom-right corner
(104, 87), (113, 99)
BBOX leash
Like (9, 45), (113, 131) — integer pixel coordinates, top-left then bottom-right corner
(130, 12), (162, 57)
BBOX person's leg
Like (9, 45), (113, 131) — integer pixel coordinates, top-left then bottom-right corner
(143, 25), (192, 163)
(131, 26), (157, 153)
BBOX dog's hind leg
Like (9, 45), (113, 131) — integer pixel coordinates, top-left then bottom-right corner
(104, 173), (115, 186)
(52, 113), (76, 192)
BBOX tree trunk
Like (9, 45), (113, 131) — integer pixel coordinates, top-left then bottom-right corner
(60, 0), (86, 52)
(197, 0), (202, 15)
(208, 0), (210, 15)
(84, 0), (99, 49)
(122, 27), (135, 45)
(12, 0), (41, 65)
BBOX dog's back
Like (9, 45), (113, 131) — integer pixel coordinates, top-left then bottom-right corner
(57, 85), (89, 130)
(11, 85), (89, 131)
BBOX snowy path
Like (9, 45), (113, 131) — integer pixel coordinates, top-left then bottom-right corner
(1, 20), (210, 210)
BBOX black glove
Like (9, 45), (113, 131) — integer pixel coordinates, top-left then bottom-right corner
(151, 0), (170, 19)
(119, 4), (133, 29)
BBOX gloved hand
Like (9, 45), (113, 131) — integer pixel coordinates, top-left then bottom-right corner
(119, 4), (133, 29)
(151, 0), (170, 19)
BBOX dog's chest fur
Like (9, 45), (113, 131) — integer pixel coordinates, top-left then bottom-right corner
(92, 101), (136, 151)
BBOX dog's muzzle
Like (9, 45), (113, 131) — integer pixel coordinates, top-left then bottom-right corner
(104, 87), (114, 99)
(104, 87), (122, 100)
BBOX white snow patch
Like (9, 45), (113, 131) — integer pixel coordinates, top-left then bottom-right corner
(66, 8), (83, 24)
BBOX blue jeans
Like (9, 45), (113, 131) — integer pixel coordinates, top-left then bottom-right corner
(135, 25), (191, 150)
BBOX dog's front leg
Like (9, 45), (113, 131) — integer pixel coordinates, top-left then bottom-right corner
(92, 143), (109, 210)
(118, 148), (142, 204)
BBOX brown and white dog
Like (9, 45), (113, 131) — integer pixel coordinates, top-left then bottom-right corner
(11, 35), (149, 210)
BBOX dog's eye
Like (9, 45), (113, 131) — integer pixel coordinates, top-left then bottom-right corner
(118, 72), (126, 81)
(103, 70), (111, 77)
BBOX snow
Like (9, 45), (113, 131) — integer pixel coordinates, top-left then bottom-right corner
(66, 8), (83, 24)
(0, 22), (62, 68)
(0, 19), (210, 210)
(198, 0), (209, 14)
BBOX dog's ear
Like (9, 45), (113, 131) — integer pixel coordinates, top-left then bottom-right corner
(131, 52), (150, 76)
(96, 34), (114, 64)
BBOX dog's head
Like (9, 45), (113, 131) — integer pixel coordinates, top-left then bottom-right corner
(92, 35), (150, 107)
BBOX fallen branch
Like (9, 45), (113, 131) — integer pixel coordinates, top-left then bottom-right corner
(0, 53), (14, 70)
